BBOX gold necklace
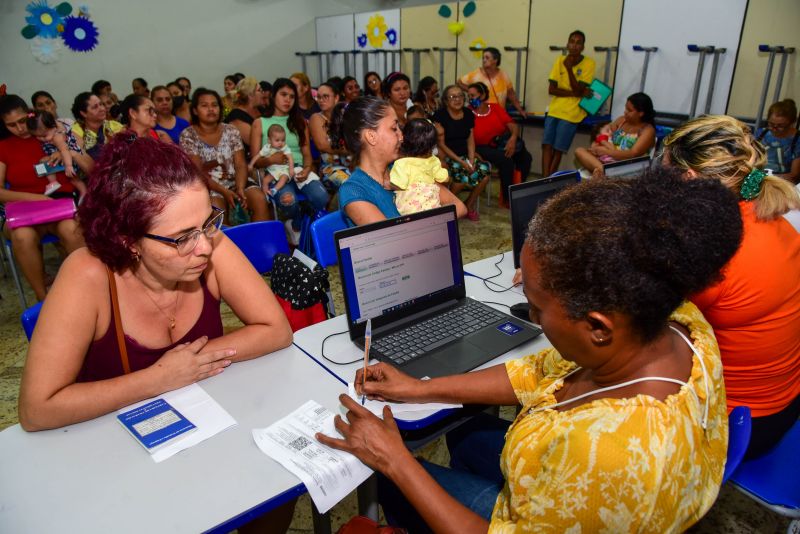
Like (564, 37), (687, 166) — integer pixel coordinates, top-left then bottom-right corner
(140, 280), (181, 329)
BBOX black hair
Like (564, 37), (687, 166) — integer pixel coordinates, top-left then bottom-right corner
(468, 82), (490, 101)
(627, 92), (656, 126)
(71, 91), (93, 123)
(264, 78), (306, 146)
(267, 123), (285, 138)
(406, 104), (426, 119)
(484, 47), (501, 67)
(25, 109), (57, 133)
(382, 72), (411, 99)
(176, 77), (191, 86)
(527, 167), (743, 343)
(234, 72), (245, 79)
(259, 81), (272, 93)
(364, 71), (382, 97)
(329, 96), (391, 162)
(0, 94), (30, 139)
(413, 76), (438, 104)
(118, 94), (149, 126)
(31, 90), (55, 109)
(569, 30), (586, 44)
(400, 118), (437, 158)
(133, 77), (148, 88)
(189, 88), (223, 125)
(225, 74), (244, 88)
(326, 76), (344, 96)
(342, 76), (357, 88)
(91, 80), (111, 96)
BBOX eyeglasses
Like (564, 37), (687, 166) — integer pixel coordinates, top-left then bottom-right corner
(142, 107), (157, 115)
(767, 121), (791, 131)
(317, 94), (334, 101)
(447, 93), (465, 101)
(143, 206), (224, 255)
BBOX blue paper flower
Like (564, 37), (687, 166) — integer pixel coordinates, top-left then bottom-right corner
(25, 1), (64, 39)
(357, 33), (367, 48)
(61, 15), (99, 52)
(385, 28), (397, 46)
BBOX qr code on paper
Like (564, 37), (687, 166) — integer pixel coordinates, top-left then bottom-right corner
(289, 436), (311, 451)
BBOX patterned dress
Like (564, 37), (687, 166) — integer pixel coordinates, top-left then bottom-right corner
(180, 124), (243, 199)
(492, 301), (727, 533)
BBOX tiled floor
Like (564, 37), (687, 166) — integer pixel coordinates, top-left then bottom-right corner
(0, 180), (790, 532)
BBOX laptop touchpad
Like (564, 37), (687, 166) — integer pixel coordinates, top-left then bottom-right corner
(431, 343), (491, 373)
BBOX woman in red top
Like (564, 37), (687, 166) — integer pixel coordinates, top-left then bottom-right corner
(118, 94), (172, 142)
(468, 82), (532, 205)
(0, 94), (85, 301)
(664, 114), (800, 458)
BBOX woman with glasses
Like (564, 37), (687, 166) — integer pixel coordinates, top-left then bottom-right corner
(181, 88), (271, 223)
(309, 82), (352, 193)
(119, 94), (172, 142)
(433, 85), (491, 221)
(363, 71), (384, 99)
(18, 135), (292, 432)
(756, 99), (799, 184)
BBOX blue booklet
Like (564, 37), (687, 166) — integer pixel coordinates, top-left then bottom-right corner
(117, 398), (196, 452)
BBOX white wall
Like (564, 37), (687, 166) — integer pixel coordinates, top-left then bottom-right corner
(0, 0), (422, 110)
(612, 0), (747, 117)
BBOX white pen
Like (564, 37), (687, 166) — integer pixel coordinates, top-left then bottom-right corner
(361, 319), (371, 405)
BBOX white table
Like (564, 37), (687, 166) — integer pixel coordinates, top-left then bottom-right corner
(0, 345), (348, 534)
(292, 276), (549, 431)
(464, 252), (524, 296)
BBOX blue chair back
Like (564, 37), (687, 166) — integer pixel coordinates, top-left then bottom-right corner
(222, 221), (289, 274)
(310, 211), (348, 268)
(730, 416), (800, 516)
(723, 406), (751, 484)
(21, 301), (43, 341)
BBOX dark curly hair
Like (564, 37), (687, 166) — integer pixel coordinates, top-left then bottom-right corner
(77, 134), (203, 271)
(526, 167), (743, 343)
(400, 119), (437, 157)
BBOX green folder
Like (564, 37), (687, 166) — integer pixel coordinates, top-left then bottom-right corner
(579, 79), (612, 116)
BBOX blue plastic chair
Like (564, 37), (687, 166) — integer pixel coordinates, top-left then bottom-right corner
(723, 406), (751, 484)
(20, 301), (43, 341)
(729, 417), (800, 529)
(309, 211), (348, 268)
(222, 221), (289, 274)
(4, 234), (60, 309)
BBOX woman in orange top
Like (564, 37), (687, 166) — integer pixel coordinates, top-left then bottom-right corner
(664, 115), (800, 458)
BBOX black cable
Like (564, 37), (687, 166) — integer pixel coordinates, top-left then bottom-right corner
(320, 329), (364, 365)
(480, 252), (517, 293)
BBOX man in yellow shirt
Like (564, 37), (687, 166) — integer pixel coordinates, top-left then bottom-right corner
(542, 30), (595, 177)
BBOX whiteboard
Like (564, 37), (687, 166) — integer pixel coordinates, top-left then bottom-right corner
(612, 0), (747, 117)
(315, 14), (355, 84)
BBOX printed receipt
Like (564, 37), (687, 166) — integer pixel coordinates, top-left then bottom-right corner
(252, 400), (373, 514)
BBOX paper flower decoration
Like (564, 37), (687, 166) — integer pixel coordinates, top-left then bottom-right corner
(462, 1), (477, 17)
(61, 15), (99, 52)
(30, 36), (64, 63)
(366, 14), (388, 48)
(448, 21), (465, 36)
(385, 28), (397, 46)
(470, 38), (487, 57)
(357, 34), (367, 48)
(24, 1), (69, 39)
(438, 5), (452, 18)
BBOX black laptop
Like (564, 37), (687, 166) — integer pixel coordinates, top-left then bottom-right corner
(603, 155), (651, 179)
(334, 205), (542, 379)
(509, 172), (581, 269)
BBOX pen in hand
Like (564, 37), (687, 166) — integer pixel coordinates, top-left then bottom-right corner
(361, 319), (371, 405)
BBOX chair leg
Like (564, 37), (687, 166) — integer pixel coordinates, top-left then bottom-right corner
(5, 241), (28, 309)
(325, 290), (336, 317)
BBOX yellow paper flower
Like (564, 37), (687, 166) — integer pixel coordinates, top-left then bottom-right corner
(366, 14), (388, 48)
(470, 37), (487, 57)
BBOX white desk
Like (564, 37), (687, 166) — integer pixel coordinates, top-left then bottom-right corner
(464, 252), (524, 296)
(0, 345), (348, 534)
(292, 276), (549, 431)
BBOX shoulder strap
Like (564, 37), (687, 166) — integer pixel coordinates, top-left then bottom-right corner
(106, 266), (131, 374)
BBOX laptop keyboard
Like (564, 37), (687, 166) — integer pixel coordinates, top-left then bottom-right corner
(371, 300), (507, 367)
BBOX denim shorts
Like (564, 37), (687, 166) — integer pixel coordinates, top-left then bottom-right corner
(543, 115), (579, 153)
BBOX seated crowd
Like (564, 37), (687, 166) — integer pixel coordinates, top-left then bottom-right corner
(1, 33), (799, 532)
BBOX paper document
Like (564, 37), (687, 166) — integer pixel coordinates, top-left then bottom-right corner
(252, 400), (373, 514)
(347, 383), (462, 417)
(117, 383), (237, 463)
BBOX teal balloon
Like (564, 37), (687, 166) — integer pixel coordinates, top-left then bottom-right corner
(21, 25), (39, 39)
(56, 2), (72, 16)
(438, 5), (452, 18)
(463, 1), (476, 17)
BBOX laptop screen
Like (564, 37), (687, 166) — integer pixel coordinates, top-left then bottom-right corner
(603, 155), (651, 179)
(336, 206), (464, 335)
(510, 172), (581, 268)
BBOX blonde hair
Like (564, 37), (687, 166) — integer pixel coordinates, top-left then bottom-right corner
(290, 72), (311, 88)
(234, 77), (259, 106)
(664, 115), (800, 220)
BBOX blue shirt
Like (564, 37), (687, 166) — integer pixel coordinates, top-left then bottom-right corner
(338, 168), (400, 227)
(154, 117), (190, 144)
(758, 129), (800, 174)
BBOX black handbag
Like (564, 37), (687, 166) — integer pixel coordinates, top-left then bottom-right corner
(270, 253), (330, 310)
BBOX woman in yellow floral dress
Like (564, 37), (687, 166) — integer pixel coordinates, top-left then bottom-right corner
(317, 168), (744, 533)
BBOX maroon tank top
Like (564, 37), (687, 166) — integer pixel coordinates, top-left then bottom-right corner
(77, 277), (223, 382)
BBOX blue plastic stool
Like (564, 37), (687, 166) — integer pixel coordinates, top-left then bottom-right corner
(723, 406), (751, 484)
